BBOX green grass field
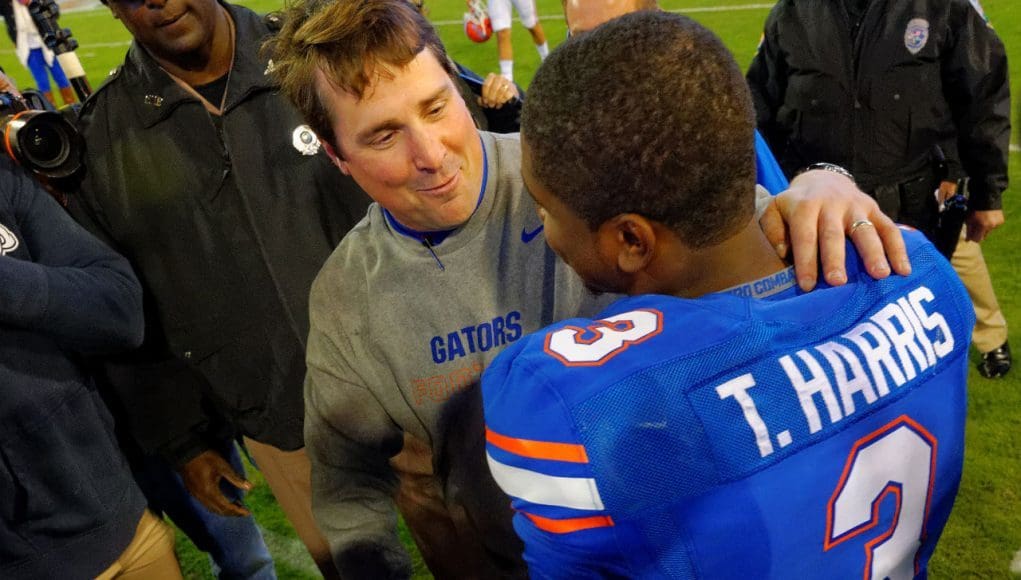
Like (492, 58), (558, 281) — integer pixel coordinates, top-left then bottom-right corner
(2, 0), (1018, 577)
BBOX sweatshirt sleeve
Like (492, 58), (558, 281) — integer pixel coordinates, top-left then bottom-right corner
(304, 271), (412, 578)
(0, 159), (143, 354)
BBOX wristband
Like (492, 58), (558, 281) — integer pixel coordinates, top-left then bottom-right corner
(796, 162), (856, 186)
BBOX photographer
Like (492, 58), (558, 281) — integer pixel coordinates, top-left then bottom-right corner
(69, 0), (373, 576)
(0, 74), (180, 577)
(747, 0), (1011, 378)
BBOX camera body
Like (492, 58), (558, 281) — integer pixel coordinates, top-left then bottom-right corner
(0, 89), (83, 181)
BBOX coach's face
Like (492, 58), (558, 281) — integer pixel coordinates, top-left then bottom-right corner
(564, 0), (643, 35)
(107, 0), (222, 60)
(319, 49), (484, 232)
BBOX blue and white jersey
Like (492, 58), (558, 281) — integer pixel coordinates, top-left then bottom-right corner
(482, 231), (973, 579)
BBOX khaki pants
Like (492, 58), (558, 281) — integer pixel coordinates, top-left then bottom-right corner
(243, 437), (340, 580)
(950, 227), (1009, 352)
(95, 509), (181, 580)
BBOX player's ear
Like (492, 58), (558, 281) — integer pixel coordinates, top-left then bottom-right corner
(604, 214), (656, 275)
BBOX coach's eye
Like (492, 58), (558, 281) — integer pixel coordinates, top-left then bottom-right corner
(427, 101), (446, 119)
(371, 131), (396, 149)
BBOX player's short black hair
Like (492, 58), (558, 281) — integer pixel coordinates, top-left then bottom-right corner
(521, 11), (756, 248)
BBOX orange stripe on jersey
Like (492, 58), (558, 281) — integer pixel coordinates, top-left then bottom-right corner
(486, 427), (589, 463)
(524, 512), (615, 534)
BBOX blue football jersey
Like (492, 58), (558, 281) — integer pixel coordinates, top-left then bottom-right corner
(482, 231), (973, 579)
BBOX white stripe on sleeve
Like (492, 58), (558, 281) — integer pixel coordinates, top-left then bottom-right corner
(487, 452), (605, 511)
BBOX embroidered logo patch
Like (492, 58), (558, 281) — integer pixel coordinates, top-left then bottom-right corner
(904, 18), (930, 55)
(292, 125), (321, 156)
(0, 223), (20, 255)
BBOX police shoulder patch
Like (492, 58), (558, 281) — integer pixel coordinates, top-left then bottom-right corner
(904, 18), (930, 55)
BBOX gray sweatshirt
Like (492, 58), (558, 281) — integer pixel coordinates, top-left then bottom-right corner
(305, 131), (610, 576)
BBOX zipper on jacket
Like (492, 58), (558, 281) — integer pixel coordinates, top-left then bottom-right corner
(845, 0), (874, 175)
(421, 237), (445, 271)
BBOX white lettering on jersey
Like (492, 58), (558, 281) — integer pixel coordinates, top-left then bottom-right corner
(780, 350), (843, 434)
(896, 296), (937, 367)
(843, 322), (903, 396)
(814, 341), (877, 416)
(872, 302), (931, 381)
(716, 374), (774, 457)
(907, 287), (954, 358)
(726, 286), (956, 457)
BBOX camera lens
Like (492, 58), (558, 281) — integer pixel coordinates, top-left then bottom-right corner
(20, 121), (69, 169)
(1, 110), (81, 178)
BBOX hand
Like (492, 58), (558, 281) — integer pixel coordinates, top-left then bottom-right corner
(478, 73), (519, 109)
(964, 209), (1004, 243)
(936, 180), (957, 204)
(759, 169), (911, 291)
(179, 449), (253, 517)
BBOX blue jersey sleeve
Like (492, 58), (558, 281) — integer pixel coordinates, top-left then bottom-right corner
(754, 129), (789, 194)
(482, 336), (631, 578)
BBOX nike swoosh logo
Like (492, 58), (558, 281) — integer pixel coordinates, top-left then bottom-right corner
(521, 224), (544, 243)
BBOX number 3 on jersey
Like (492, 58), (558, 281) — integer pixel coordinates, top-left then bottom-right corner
(544, 309), (663, 366)
(825, 415), (937, 580)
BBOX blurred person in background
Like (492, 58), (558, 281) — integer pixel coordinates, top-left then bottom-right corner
(747, 0), (1011, 378)
(68, 0), (374, 577)
(10, 0), (75, 105)
(411, 0), (525, 133)
(489, 0), (548, 82)
(0, 71), (179, 579)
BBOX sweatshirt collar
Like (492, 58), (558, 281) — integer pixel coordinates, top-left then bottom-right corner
(383, 135), (489, 246)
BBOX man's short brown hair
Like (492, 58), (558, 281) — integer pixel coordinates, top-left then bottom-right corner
(522, 11), (756, 249)
(265, 0), (453, 149)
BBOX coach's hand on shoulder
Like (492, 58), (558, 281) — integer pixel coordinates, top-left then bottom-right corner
(180, 449), (253, 517)
(760, 169), (911, 292)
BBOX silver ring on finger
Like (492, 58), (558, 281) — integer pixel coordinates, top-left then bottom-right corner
(849, 218), (874, 236)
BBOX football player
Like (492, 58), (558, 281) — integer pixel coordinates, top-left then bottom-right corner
(483, 12), (972, 579)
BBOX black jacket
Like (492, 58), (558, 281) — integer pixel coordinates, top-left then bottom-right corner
(70, 3), (371, 464)
(454, 62), (523, 134)
(747, 0), (1010, 210)
(0, 156), (147, 578)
